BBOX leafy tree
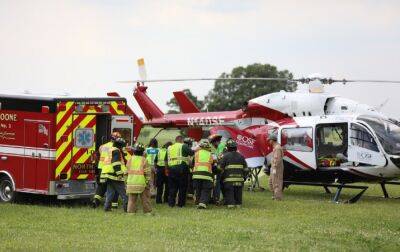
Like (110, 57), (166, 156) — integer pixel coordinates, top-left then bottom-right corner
(205, 63), (296, 111)
(166, 88), (205, 113)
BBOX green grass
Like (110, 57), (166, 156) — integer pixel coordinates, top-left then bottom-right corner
(1, 179), (400, 251)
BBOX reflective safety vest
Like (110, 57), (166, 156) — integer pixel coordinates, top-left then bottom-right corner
(192, 149), (213, 181)
(126, 155), (148, 194)
(146, 147), (159, 166)
(123, 148), (132, 163)
(100, 147), (127, 181)
(223, 164), (245, 183)
(157, 148), (167, 167)
(98, 142), (113, 169)
(167, 143), (188, 166)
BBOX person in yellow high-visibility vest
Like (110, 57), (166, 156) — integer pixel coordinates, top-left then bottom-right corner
(154, 142), (172, 204)
(126, 142), (152, 214)
(101, 138), (128, 212)
(192, 140), (215, 209)
(165, 135), (194, 207)
(92, 131), (121, 208)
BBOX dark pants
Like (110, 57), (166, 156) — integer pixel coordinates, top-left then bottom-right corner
(93, 178), (119, 207)
(168, 166), (189, 207)
(156, 166), (169, 204)
(193, 179), (213, 205)
(212, 174), (221, 202)
(187, 173), (194, 195)
(104, 180), (128, 211)
(224, 183), (243, 206)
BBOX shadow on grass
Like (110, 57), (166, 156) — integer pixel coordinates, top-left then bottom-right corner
(12, 193), (90, 208)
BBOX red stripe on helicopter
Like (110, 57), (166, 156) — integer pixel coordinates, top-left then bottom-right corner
(284, 151), (313, 170)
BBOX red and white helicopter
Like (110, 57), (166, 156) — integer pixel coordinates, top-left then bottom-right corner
(118, 59), (400, 202)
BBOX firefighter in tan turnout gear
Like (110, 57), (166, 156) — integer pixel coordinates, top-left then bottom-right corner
(126, 143), (152, 214)
(268, 132), (284, 200)
(192, 140), (215, 209)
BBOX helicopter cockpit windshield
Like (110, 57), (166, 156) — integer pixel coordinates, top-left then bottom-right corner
(358, 115), (400, 155)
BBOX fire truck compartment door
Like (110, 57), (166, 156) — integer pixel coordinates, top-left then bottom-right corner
(348, 123), (386, 166)
(111, 115), (134, 146)
(23, 120), (50, 190)
(70, 114), (96, 179)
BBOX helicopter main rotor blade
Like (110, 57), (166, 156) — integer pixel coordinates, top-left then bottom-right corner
(341, 79), (400, 84)
(118, 77), (293, 83)
(118, 78), (400, 85)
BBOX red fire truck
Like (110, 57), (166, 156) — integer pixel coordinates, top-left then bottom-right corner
(0, 94), (136, 202)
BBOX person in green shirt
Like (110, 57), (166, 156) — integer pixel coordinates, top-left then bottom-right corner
(209, 134), (225, 205)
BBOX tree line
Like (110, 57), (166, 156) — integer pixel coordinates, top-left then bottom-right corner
(167, 63), (296, 113)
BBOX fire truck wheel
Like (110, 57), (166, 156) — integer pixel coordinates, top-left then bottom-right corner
(0, 176), (16, 203)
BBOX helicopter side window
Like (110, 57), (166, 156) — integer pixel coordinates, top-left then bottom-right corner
(281, 127), (313, 152)
(350, 124), (379, 152)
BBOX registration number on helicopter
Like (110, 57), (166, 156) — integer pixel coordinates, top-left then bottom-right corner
(187, 116), (225, 127)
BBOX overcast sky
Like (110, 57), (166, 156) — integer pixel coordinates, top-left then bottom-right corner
(1, 0), (399, 118)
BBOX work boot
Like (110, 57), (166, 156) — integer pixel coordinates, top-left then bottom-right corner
(197, 203), (207, 209)
(227, 205), (235, 209)
(91, 199), (100, 209)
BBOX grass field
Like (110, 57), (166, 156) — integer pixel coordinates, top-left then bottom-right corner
(1, 178), (400, 251)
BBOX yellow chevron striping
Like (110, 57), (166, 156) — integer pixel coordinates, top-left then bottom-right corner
(77, 174), (89, 180)
(69, 114), (96, 180)
(111, 101), (124, 115)
(56, 102), (74, 141)
(56, 114), (95, 179)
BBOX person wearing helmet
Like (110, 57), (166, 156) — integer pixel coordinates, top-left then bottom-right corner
(165, 135), (194, 207)
(153, 141), (172, 204)
(218, 138), (248, 208)
(101, 137), (128, 212)
(192, 139), (215, 209)
(208, 134), (225, 205)
(126, 143), (152, 214)
(92, 131), (121, 208)
(145, 138), (159, 197)
(268, 131), (284, 200)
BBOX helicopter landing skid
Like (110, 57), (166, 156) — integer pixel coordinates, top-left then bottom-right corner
(380, 181), (400, 199)
(283, 181), (369, 204)
(247, 166), (265, 192)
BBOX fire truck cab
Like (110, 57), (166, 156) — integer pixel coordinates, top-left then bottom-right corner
(0, 94), (134, 202)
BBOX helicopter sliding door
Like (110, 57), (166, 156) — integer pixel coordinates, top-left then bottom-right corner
(315, 123), (348, 168)
(281, 127), (316, 169)
(347, 123), (386, 166)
